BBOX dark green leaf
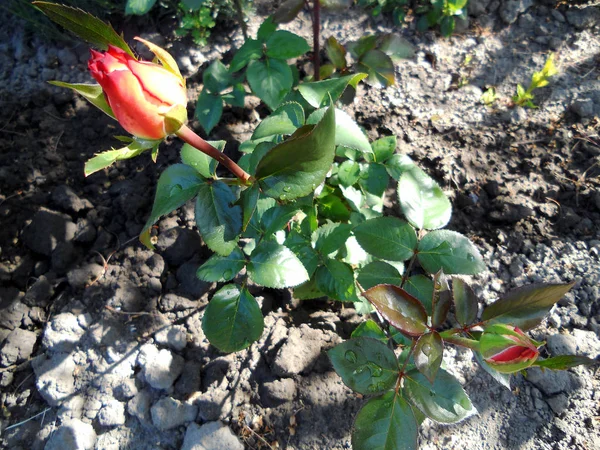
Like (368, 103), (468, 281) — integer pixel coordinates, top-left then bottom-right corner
(356, 50), (395, 88)
(363, 284), (428, 336)
(256, 106), (335, 200)
(315, 258), (357, 302)
(328, 337), (398, 395)
(307, 107), (372, 154)
(252, 102), (304, 139)
(417, 230), (485, 275)
(312, 222), (353, 256)
(404, 275), (433, 316)
(351, 320), (388, 343)
(533, 355), (597, 370)
(85, 139), (158, 177)
(431, 270), (451, 328)
(222, 83), (246, 107)
(273, 0), (305, 23)
(453, 278), (479, 327)
(379, 34), (415, 63)
(357, 261), (403, 291)
(203, 60), (233, 94)
(346, 35), (377, 59)
(297, 74), (367, 108)
(359, 163), (388, 198)
(196, 247), (246, 282)
(247, 58), (293, 110)
(125, 0), (157, 15)
(371, 136), (397, 163)
(202, 284), (264, 353)
(440, 16), (455, 37)
(257, 16), (277, 42)
(481, 283), (575, 331)
(48, 82), (114, 119)
(352, 391), (418, 450)
(239, 184), (260, 232)
(338, 160), (361, 187)
(266, 30), (310, 59)
(404, 368), (476, 423)
(318, 193), (351, 222)
(284, 231), (320, 277)
(325, 36), (347, 70)
(247, 241), (309, 288)
(181, 140), (226, 178)
(195, 89), (223, 134)
(229, 38), (263, 72)
(241, 141), (277, 176)
(414, 332), (443, 382)
(293, 279), (325, 300)
(195, 181), (242, 256)
(261, 204), (299, 236)
(34, 2), (134, 56)
(398, 166), (451, 230)
(354, 216), (417, 262)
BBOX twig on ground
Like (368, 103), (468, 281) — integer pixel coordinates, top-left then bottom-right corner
(4, 407), (52, 431)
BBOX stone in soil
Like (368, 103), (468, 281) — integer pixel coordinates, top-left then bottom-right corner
(0, 327), (37, 366)
(526, 367), (583, 396)
(155, 226), (202, 266)
(21, 208), (77, 256)
(137, 344), (184, 390)
(195, 386), (233, 421)
(42, 312), (88, 353)
(175, 360), (202, 396)
(97, 398), (126, 427)
(44, 418), (97, 450)
(260, 378), (297, 407)
(181, 421), (244, 450)
(33, 352), (76, 406)
(52, 185), (93, 213)
(154, 324), (188, 351)
(127, 389), (153, 426)
(150, 396), (197, 430)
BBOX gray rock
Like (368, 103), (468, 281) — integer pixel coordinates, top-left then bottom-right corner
(272, 325), (329, 376)
(570, 99), (595, 118)
(176, 261), (211, 298)
(97, 399), (126, 427)
(546, 333), (578, 356)
(181, 421), (244, 450)
(33, 353), (76, 406)
(137, 344), (184, 390)
(0, 290), (29, 330)
(44, 418), (96, 450)
(22, 208), (77, 256)
(23, 276), (54, 307)
(67, 263), (104, 290)
(571, 329), (600, 358)
(52, 185), (92, 213)
(526, 367), (582, 396)
(260, 378), (297, 407)
(42, 313), (87, 353)
(110, 282), (144, 312)
(140, 253), (165, 279)
(159, 293), (198, 312)
(154, 325), (188, 351)
(150, 397), (197, 430)
(155, 227), (202, 266)
(547, 394), (569, 415)
(0, 327), (37, 366)
(468, 0), (491, 17)
(565, 7), (600, 30)
(499, 0), (533, 24)
(73, 219), (97, 244)
(113, 378), (138, 401)
(127, 389), (153, 425)
(51, 241), (78, 275)
(195, 387), (233, 421)
(57, 395), (85, 421)
(175, 361), (202, 396)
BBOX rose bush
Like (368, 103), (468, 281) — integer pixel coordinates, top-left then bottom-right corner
(88, 44), (187, 139)
(480, 324), (541, 373)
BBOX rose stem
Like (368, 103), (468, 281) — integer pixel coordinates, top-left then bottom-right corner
(176, 124), (253, 184)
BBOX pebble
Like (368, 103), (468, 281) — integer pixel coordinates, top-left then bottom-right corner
(181, 421), (244, 450)
(154, 325), (188, 351)
(0, 327), (37, 366)
(97, 399), (126, 427)
(33, 353), (76, 406)
(42, 313), (88, 353)
(260, 378), (297, 407)
(44, 418), (97, 450)
(21, 208), (77, 256)
(150, 397), (197, 430)
(137, 344), (184, 390)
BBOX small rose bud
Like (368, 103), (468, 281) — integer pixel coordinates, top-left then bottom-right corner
(480, 324), (541, 373)
(88, 44), (187, 140)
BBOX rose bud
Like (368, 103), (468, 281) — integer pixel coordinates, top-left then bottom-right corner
(479, 324), (541, 373)
(88, 44), (187, 140)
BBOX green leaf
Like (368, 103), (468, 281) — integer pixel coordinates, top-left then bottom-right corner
(404, 369), (476, 423)
(318, 194), (351, 222)
(533, 355), (597, 370)
(261, 204), (299, 236)
(338, 160), (361, 187)
(385, 154), (416, 181)
(354, 216), (417, 262)
(359, 163), (388, 198)
(273, 0), (305, 23)
(181, 140), (226, 178)
(328, 337), (398, 395)
(125, 0), (157, 15)
(140, 164), (204, 248)
(256, 106), (335, 200)
(266, 30), (310, 60)
(196, 247), (246, 282)
(202, 284), (264, 353)
(346, 35), (378, 59)
(297, 74), (367, 108)
(398, 166), (452, 230)
(48, 82), (115, 119)
(284, 231), (320, 277)
(431, 270), (451, 328)
(378, 34), (415, 63)
(312, 222), (353, 256)
(239, 184), (260, 232)
(357, 261), (403, 291)
(440, 16), (455, 37)
(356, 50), (395, 88)
(371, 136), (397, 163)
(252, 102), (304, 140)
(417, 230), (485, 275)
(481, 283), (575, 331)
(257, 16), (277, 42)
(325, 36), (347, 70)
(229, 38), (263, 72)
(473, 351), (511, 390)
(84, 139), (159, 177)
(452, 278), (479, 327)
(34, 2), (134, 57)
(222, 83), (246, 107)
(203, 60), (233, 94)
(351, 320), (388, 343)
(247, 241), (309, 288)
(352, 391), (418, 450)
(195, 181), (242, 256)
(195, 89), (223, 135)
(293, 279), (325, 300)
(315, 258), (357, 301)
(414, 332), (444, 382)
(307, 107), (372, 154)
(247, 58), (293, 110)
(363, 285), (428, 336)
(240, 141), (277, 176)
(404, 275), (433, 316)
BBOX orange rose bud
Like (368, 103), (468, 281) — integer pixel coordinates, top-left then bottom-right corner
(480, 324), (541, 373)
(88, 45), (187, 140)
